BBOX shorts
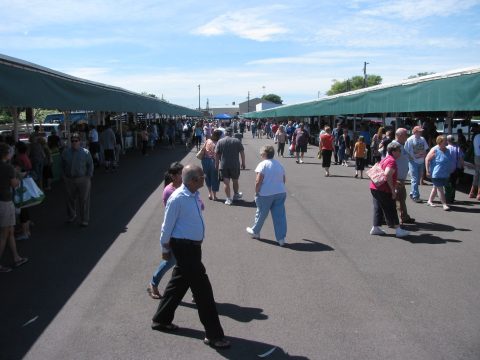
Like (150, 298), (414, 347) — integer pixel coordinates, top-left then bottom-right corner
(296, 144), (307, 153)
(432, 177), (449, 187)
(0, 201), (16, 227)
(104, 149), (115, 161)
(219, 168), (240, 180)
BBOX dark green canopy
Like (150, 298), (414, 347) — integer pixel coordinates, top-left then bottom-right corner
(0, 54), (201, 117)
(245, 68), (480, 119)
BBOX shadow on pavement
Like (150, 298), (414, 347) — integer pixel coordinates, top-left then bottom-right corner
(256, 238), (335, 252)
(153, 327), (309, 359)
(0, 145), (188, 360)
(232, 200), (257, 208)
(180, 301), (268, 322)
(397, 233), (463, 245)
(448, 205), (480, 213)
(407, 221), (471, 232)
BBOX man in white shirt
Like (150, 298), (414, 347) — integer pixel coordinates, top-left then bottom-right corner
(151, 165), (230, 349)
(88, 125), (99, 166)
(404, 126), (429, 202)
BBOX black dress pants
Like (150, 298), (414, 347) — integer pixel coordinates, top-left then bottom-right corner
(152, 240), (224, 340)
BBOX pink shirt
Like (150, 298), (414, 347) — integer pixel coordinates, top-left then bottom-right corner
(162, 183), (176, 206)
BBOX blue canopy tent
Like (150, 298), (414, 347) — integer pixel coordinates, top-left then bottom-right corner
(214, 113), (232, 119)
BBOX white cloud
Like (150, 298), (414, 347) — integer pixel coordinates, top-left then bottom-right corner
(361, 0), (480, 20)
(314, 16), (476, 49)
(193, 6), (289, 41)
(0, 35), (134, 50)
(248, 50), (384, 65)
(67, 67), (111, 79)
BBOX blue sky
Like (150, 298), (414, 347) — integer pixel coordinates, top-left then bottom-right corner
(1, 0), (480, 109)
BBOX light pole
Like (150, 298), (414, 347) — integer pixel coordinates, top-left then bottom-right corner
(363, 62), (369, 88)
(198, 84), (201, 110)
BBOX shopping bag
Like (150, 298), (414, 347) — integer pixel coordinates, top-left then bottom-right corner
(289, 143), (295, 152)
(366, 162), (386, 187)
(13, 177), (45, 208)
(196, 146), (205, 160)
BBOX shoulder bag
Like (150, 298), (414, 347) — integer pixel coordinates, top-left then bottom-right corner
(366, 161), (386, 186)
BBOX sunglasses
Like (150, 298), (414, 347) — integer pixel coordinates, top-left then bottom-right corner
(71, 139), (80, 142)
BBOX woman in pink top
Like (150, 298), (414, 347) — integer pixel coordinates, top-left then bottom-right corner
(148, 162), (183, 299)
(200, 130), (222, 200)
(369, 142), (410, 238)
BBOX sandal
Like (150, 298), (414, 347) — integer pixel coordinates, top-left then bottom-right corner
(13, 257), (28, 268)
(151, 322), (179, 332)
(204, 337), (231, 349)
(147, 284), (162, 299)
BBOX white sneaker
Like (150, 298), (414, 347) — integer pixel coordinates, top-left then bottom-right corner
(246, 227), (260, 239)
(370, 226), (386, 235)
(299, 160), (304, 164)
(225, 198), (233, 205)
(395, 227), (410, 238)
(277, 238), (285, 246)
(233, 192), (243, 200)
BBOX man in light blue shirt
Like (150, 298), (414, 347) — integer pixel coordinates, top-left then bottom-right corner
(152, 164), (230, 349)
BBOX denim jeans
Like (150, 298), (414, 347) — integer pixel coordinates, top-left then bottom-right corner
(151, 255), (176, 287)
(251, 192), (287, 241)
(408, 161), (424, 199)
(201, 157), (220, 192)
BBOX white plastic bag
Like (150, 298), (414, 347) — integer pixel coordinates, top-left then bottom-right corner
(13, 177), (45, 208)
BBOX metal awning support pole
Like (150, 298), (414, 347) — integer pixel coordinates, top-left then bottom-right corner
(119, 115), (124, 152)
(134, 113), (138, 149)
(11, 107), (18, 142)
(446, 112), (455, 135)
(64, 110), (71, 143)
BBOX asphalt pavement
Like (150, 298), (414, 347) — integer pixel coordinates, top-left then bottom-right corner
(1, 136), (480, 360)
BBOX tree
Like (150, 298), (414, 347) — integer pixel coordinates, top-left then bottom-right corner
(326, 75), (382, 96)
(141, 92), (158, 98)
(408, 72), (435, 79)
(262, 94), (283, 104)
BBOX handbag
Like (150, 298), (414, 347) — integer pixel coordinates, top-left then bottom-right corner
(13, 177), (45, 208)
(317, 150), (322, 160)
(366, 161), (386, 186)
(196, 144), (206, 160)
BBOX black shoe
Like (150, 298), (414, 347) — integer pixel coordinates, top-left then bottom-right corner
(151, 322), (179, 332)
(204, 337), (231, 349)
(401, 217), (416, 224)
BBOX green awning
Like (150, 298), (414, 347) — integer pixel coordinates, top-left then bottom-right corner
(0, 54), (201, 117)
(245, 68), (480, 119)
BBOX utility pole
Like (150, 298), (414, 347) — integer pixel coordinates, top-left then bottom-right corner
(247, 91), (250, 112)
(363, 62), (369, 88)
(198, 84), (201, 110)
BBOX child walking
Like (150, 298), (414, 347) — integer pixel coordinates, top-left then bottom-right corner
(354, 136), (367, 178)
